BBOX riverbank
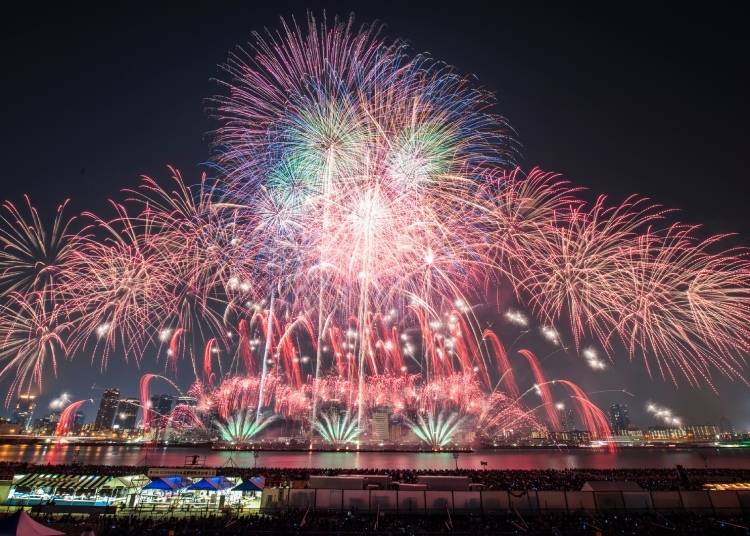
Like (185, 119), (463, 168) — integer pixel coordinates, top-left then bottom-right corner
(3, 460), (750, 491)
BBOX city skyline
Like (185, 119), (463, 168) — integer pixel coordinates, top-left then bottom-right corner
(1, 389), (740, 449)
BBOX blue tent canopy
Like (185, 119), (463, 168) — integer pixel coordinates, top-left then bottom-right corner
(187, 476), (234, 491)
(142, 475), (193, 491)
(232, 476), (265, 492)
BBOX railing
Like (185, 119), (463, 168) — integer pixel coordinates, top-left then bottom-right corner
(264, 488), (750, 515)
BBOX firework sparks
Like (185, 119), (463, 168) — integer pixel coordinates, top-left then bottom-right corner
(49, 392), (72, 411)
(54, 399), (91, 437)
(583, 347), (607, 370)
(0, 15), (744, 449)
(504, 309), (529, 328)
(313, 411), (360, 447)
(646, 402), (682, 427)
(0, 290), (70, 402)
(407, 410), (466, 449)
(0, 197), (80, 296)
(215, 409), (276, 444)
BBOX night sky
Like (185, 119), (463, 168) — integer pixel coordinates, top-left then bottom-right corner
(1, 2), (749, 428)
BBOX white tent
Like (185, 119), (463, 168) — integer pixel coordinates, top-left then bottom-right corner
(0, 511), (64, 536)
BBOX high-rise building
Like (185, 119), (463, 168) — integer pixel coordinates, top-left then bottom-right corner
(94, 388), (120, 430)
(11, 395), (37, 432)
(719, 416), (735, 436)
(115, 398), (140, 430)
(150, 394), (175, 418)
(32, 417), (55, 435)
(608, 403), (630, 433)
(73, 411), (86, 433)
(561, 408), (576, 431)
(371, 407), (391, 442)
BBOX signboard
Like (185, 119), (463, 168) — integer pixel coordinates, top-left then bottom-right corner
(147, 467), (216, 478)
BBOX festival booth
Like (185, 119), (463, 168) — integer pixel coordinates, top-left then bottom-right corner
(138, 476), (193, 508)
(232, 476), (265, 510)
(6, 473), (149, 507)
(179, 476), (237, 509)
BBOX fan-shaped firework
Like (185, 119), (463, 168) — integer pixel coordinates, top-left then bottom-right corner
(215, 409), (276, 444)
(408, 410), (466, 449)
(313, 410), (360, 447)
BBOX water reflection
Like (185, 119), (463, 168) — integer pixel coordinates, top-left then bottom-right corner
(0, 444), (747, 470)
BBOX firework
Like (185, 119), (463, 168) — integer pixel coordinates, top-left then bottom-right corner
(211, 16), (520, 430)
(60, 207), (175, 366)
(139, 373), (180, 430)
(475, 391), (544, 440)
(166, 403), (206, 433)
(0, 197), (80, 296)
(646, 402), (682, 427)
(146, 311), (621, 449)
(523, 196), (665, 348)
(503, 309), (529, 328)
(54, 399), (91, 437)
(215, 409), (276, 444)
(407, 410), (466, 449)
(127, 169), (251, 344)
(613, 225), (750, 387)
(49, 392), (72, 411)
(582, 347), (607, 370)
(0, 15), (745, 450)
(0, 290), (70, 402)
(518, 349), (561, 431)
(480, 167), (583, 284)
(313, 411), (360, 447)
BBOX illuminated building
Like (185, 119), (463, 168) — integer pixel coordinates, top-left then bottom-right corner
(11, 395), (36, 432)
(115, 398), (140, 431)
(371, 407), (391, 442)
(150, 394), (175, 419)
(684, 424), (720, 440)
(608, 403), (630, 433)
(94, 388), (120, 430)
(72, 411), (85, 433)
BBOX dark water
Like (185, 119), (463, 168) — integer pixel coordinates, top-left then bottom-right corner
(2, 443), (750, 470)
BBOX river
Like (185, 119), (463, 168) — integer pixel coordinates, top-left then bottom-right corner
(2, 444), (750, 470)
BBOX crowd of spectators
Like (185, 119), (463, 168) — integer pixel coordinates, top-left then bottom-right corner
(2, 461), (749, 491)
(33, 511), (750, 535)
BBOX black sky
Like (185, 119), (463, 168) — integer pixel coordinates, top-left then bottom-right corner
(1, 2), (749, 426)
